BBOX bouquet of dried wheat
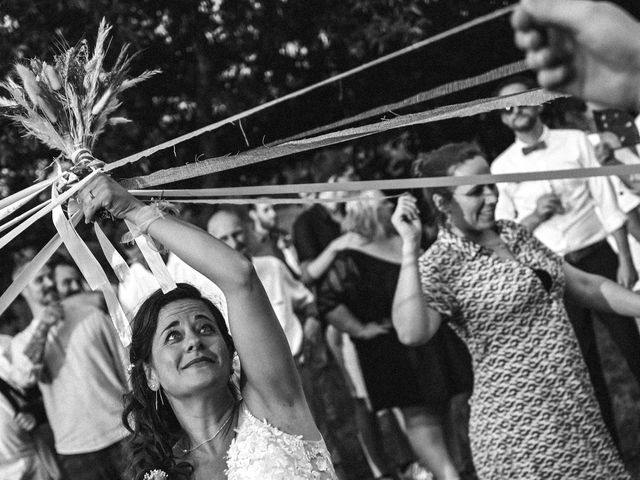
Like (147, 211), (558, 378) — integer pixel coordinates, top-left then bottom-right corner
(0, 20), (161, 346)
(0, 18), (158, 171)
(0, 18), (160, 232)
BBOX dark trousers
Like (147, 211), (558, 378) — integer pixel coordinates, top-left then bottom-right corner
(58, 438), (128, 480)
(564, 240), (640, 448)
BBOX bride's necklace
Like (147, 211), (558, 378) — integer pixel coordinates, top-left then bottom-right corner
(181, 404), (235, 454)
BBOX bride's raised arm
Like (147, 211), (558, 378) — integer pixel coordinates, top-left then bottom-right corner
(79, 174), (317, 436)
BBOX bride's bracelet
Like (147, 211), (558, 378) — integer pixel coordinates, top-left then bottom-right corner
(130, 205), (165, 236)
(122, 201), (178, 248)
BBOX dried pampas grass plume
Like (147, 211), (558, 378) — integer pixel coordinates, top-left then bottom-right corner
(0, 18), (160, 165)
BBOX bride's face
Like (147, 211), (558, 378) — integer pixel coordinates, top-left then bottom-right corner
(145, 298), (232, 400)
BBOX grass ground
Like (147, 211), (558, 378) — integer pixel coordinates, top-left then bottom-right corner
(595, 319), (640, 479)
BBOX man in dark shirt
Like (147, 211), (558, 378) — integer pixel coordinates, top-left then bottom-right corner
(293, 203), (341, 279)
(293, 166), (366, 285)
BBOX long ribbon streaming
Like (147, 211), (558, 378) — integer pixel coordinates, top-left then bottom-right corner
(104, 5), (515, 173)
(123, 219), (177, 293)
(168, 195), (401, 206)
(0, 220), (78, 319)
(0, 185), (50, 222)
(0, 200), (51, 234)
(129, 162), (640, 199)
(93, 224), (132, 284)
(0, 4), (523, 333)
(0, 170), (100, 250)
(51, 186), (132, 347)
(0, 177), (57, 212)
(6, 158), (633, 320)
(120, 89), (564, 190)
(278, 60), (528, 144)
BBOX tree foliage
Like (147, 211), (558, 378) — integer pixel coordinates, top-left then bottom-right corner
(2, 0), (637, 193)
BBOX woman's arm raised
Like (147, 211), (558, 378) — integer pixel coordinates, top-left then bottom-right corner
(390, 195), (443, 345)
(80, 175), (315, 434)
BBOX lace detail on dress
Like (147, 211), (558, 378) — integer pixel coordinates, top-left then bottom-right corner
(225, 403), (337, 480)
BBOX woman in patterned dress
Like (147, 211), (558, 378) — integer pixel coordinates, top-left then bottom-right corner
(76, 174), (336, 480)
(391, 142), (636, 479)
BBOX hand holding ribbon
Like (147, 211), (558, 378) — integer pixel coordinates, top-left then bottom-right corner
(77, 174), (177, 294)
(76, 174), (146, 224)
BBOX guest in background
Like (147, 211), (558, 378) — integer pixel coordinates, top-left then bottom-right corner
(49, 253), (84, 299)
(292, 159), (373, 479)
(48, 252), (107, 313)
(293, 164), (366, 287)
(0, 331), (60, 480)
(208, 207), (322, 362)
(10, 251), (130, 480)
(393, 142), (633, 478)
(492, 77), (640, 445)
(248, 200), (302, 277)
(547, 98), (640, 289)
(318, 190), (460, 480)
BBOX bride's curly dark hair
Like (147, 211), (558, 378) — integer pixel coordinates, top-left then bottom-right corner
(122, 283), (235, 480)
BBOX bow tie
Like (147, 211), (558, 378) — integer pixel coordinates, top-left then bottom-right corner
(522, 140), (547, 155)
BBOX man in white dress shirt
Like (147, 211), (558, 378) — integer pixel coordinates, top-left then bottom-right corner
(492, 77), (640, 447)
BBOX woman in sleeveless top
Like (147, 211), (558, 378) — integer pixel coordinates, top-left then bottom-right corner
(317, 191), (459, 480)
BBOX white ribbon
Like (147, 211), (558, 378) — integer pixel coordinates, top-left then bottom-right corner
(0, 177), (57, 211)
(94, 224), (132, 283)
(0, 170), (100, 250)
(0, 228), (71, 319)
(0, 200), (51, 234)
(0, 186), (50, 222)
(129, 161), (640, 199)
(124, 218), (176, 293)
(51, 186), (131, 347)
(167, 196), (400, 206)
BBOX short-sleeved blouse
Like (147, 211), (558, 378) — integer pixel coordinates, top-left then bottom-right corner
(418, 220), (629, 479)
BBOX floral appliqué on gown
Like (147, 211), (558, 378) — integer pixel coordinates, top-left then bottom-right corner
(225, 403), (337, 480)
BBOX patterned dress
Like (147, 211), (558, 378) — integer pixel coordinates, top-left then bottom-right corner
(419, 220), (629, 479)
